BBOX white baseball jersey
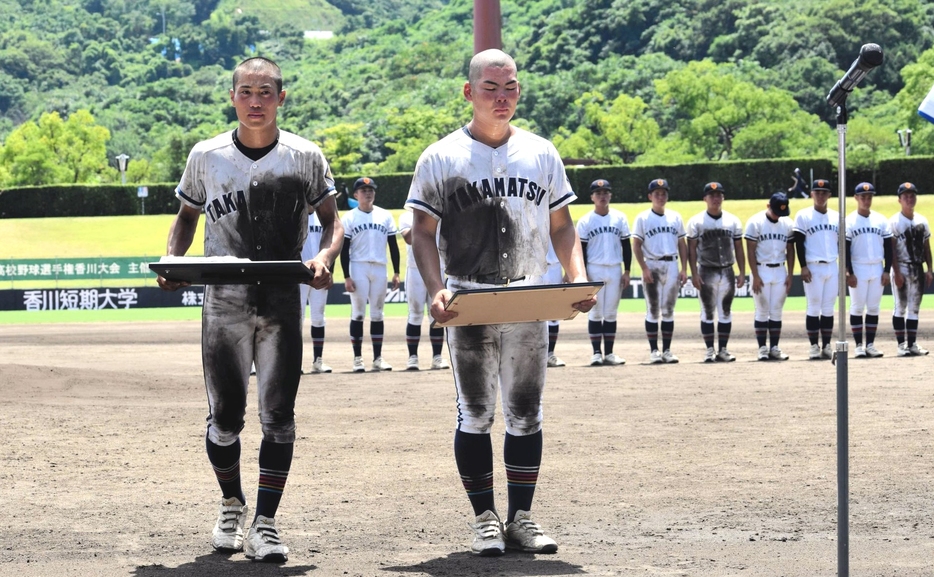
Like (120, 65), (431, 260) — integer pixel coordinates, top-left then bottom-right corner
(300, 212), (325, 262)
(576, 209), (631, 266)
(176, 130), (336, 259)
(845, 210), (892, 265)
(405, 126), (576, 279)
(744, 210), (794, 265)
(890, 211), (931, 266)
(341, 206), (398, 264)
(794, 207), (840, 263)
(631, 208), (686, 259)
(686, 210), (743, 267)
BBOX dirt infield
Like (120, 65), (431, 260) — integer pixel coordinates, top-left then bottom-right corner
(2, 312), (933, 576)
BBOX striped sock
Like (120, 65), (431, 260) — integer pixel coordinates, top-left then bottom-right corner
(350, 320), (364, 357)
(206, 436), (245, 505)
(254, 440), (293, 521)
(645, 320), (658, 351)
(865, 314), (878, 345)
(893, 315), (906, 344)
(588, 321), (603, 354)
(754, 320), (768, 348)
(806, 315), (820, 345)
(851, 314), (863, 346)
(429, 326), (444, 356)
(454, 430), (495, 516)
(371, 321), (384, 359)
(717, 322), (732, 351)
(547, 324), (559, 354)
(504, 430), (542, 523)
(701, 321), (715, 349)
(603, 321), (617, 355)
(406, 323), (421, 356)
(820, 315), (834, 347)
(311, 325), (325, 359)
(768, 320), (782, 348)
(907, 318), (919, 346)
(661, 320), (674, 352)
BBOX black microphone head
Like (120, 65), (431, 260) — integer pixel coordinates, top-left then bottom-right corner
(859, 43), (884, 68)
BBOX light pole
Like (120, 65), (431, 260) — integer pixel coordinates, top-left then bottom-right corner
(116, 153), (129, 185)
(897, 128), (912, 156)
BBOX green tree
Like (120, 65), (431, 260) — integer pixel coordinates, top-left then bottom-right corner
(315, 122), (365, 175)
(377, 106), (460, 173)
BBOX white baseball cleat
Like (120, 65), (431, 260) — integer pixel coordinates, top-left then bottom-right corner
(547, 354), (566, 367)
(406, 355), (420, 371)
(590, 353), (604, 366)
(352, 356), (365, 373)
(769, 346), (789, 361)
(864, 343), (883, 358)
(372, 357), (393, 371)
(648, 350), (663, 364)
(808, 343), (822, 360)
(662, 349), (679, 364)
(431, 354), (450, 369)
(504, 510), (558, 554)
(311, 357), (332, 374)
(468, 510), (505, 556)
(703, 347), (716, 363)
(897, 342), (911, 357)
(211, 497), (248, 552)
(244, 515), (289, 562)
(854, 345), (867, 358)
(716, 348), (735, 362)
(757, 345), (769, 361)
(909, 343), (929, 356)
(603, 353), (625, 365)
(821, 344), (833, 360)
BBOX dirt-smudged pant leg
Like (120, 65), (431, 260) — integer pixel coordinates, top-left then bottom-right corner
(893, 263), (923, 319)
(699, 266), (735, 323)
(644, 259), (680, 323)
(448, 321), (547, 436)
(203, 285), (302, 446)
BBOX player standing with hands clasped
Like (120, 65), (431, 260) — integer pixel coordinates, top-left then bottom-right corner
(845, 182), (893, 358)
(340, 177), (401, 373)
(744, 192), (795, 361)
(687, 182), (745, 362)
(631, 178), (687, 364)
(398, 209), (450, 370)
(890, 182), (933, 356)
(301, 210), (333, 373)
(576, 179), (631, 366)
(156, 57), (343, 562)
(794, 179), (839, 360)
(406, 49), (595, 557)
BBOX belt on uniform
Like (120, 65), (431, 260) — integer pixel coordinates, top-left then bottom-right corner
(461, 274), (526, 286)
(763, 263), (782, 268)
(810, 260), (831, 264)
(649, 256), (676, 261)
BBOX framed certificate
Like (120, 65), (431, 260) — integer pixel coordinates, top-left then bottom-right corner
(433, 282), (604, 328)
(149, 257), (312, 285)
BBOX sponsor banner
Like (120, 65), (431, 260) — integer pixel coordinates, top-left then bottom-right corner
(0, 257), (158, 281)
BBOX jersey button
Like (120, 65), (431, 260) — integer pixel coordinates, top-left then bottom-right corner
(252, 181), (258, 186)
(256, 245), (261, 250)
(501, 227), (506, 233)
(502, 253), (508, 258)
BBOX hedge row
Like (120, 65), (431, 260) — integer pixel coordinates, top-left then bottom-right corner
(3, 156), (929, 219)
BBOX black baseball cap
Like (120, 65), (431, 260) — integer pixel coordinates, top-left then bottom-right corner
(854, 182), (875, 195)
(897, 182), (918, 195)
(703, 182), (724, 196)
(769, 192), (790, 217)
(590, 179), (611, 192)
(353, 177), (377, 192)
(648, 178), (669, 192)
(811, 179), (831, 192)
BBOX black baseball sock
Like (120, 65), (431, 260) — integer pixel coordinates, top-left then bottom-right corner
(907, 318), (919, 346)
(820, 315), (834, 347)
(429, 326), (445, 356)
(504, 430), (543, 524)
(311, 325), (325, 359)
(547, 324), (559, 354)
(206, 436), (245, 505)
(865, 314), (879, 345)
(701, 321), (715, 349)
(645, 320), (659, 352)
(850, 314), (863, 346)
(806, 315), (820, 345)
(254, 440), (293, 521)
(454, 430), (495, 516)
(371, 320), (384, 359)
(893, 315), (906, 344)
(350, 319), (364, 357)
(717, 322), (732, 350)
(661, 320), (674, 352)
(603, 321), (617, 355)
(768, 320), (782, 348)
(588, 320), (603, 354)
(754, 320), (768, 348)
(406, 322), (421, 356)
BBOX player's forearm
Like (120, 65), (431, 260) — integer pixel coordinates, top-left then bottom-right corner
(387, 235), (401, 274)
(687, 240), (699, 276)
(925, 240), (933, 271)
(316, 221), (344, 270)
(884, 238), (893, 273)
(632, 238), (648, 270)
(412, 229), (444, 295)
(339, 239), (351, 278)
(794, 232), (807, 266)
(622, 238), (632, 273)
(166, 210), (199, 256)
(552, 224), (586, 282)
(786, 243), (795, 274)
(734, 239), (745, 276)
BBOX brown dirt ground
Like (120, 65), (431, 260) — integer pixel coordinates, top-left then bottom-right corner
(1, 312), (933, 577)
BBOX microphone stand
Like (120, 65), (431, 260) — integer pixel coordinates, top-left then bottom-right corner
(833, 102), (849, 577)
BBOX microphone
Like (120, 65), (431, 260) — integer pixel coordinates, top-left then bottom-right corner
(826, 43), (883, 108)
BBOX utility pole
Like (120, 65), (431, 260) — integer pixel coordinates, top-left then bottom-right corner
(473, 0), (502, 53)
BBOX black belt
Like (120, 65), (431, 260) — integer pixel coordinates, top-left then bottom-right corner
(461, 274), (526, 286)
(649, 256), (676, 261)
(810, 260), (831, 264)
(763, 263), (782, 268)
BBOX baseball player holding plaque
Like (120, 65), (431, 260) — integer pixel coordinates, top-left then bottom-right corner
(576, 178), (632, 366)
(686, 182), (746, 362)
(744, 192), (795, 361)
(845, 182), (893, 358)
(339, 177), (401, 373)
(156, 57), (343, 562)
(406, 49), (595, 556)
(794, 179), (839, 360)
(631, 178), (687, 364)
(890, 182), (933, 355)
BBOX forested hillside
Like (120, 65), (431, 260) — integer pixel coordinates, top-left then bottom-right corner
(2, 0), (934, 188)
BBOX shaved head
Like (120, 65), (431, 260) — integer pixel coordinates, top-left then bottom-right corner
(468, 49), (517, 85)
(233, 56), (283, 93)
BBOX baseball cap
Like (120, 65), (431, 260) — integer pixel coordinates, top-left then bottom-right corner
(811, 179), (831, 191)
(590, 179), (611, 192)
(648, 178), (669, 192)
(854, 182), (875, 195)
(353, 177), (377, 192)
(897, 182), (918, 195)
(703, 182), (724, 196)
(769, 192), (790, 217)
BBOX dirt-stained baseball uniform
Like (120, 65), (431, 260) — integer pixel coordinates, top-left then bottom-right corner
(890, 182), (932, 355)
